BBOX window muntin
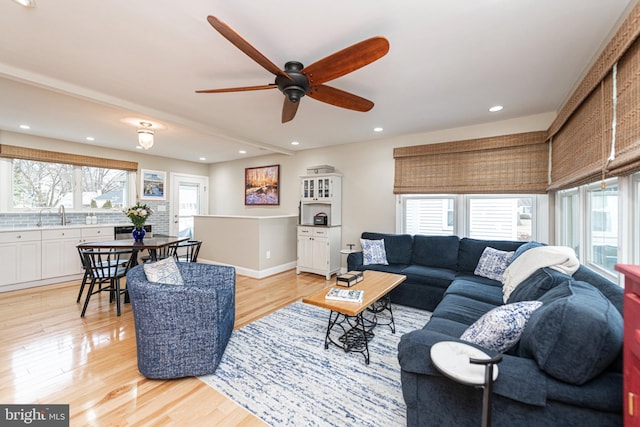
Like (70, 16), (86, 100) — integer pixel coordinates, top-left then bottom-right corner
(558, 189), (580, 257)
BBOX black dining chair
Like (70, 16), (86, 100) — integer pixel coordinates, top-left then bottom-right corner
(140, 244), (177, 263)
(172, 240), (202, 263)
(80, 248), (136, 317)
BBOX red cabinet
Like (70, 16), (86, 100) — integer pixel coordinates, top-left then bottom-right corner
(617, 264), (640, 426)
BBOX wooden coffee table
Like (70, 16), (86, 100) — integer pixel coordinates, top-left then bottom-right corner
(302, 270), (406, 364)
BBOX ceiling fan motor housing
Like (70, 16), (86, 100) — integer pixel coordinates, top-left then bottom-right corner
(276, 61), (310, 103)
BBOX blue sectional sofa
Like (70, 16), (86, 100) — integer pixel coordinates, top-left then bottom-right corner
(347, 232), (623, 426)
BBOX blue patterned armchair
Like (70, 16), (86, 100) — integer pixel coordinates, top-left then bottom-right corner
(126, 263), (236, 379)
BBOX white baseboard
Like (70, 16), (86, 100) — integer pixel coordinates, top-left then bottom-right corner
(197, 259), (297, 279)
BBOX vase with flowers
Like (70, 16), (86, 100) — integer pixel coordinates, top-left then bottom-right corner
(124, 203), (153, 242)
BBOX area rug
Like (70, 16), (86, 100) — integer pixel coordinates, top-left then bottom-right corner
(199, 300), (432, 427)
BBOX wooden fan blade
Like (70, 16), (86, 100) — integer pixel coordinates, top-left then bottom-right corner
(196, 84), (277, 93)
(307, 85), (374, 112)
(282, 98), (300, 123)
(301, 36), (389, 85)
(207, 16), (291, 81)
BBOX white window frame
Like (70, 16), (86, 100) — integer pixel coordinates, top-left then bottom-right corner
(0, 158), (136, 212)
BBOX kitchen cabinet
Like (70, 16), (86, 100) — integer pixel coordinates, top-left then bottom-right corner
(296, 226), (341, 280)
(41, 228), (83, 279)
(0, 230), (42, 286)
(41, 226), (114, 279)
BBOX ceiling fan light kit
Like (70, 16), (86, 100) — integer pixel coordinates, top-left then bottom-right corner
(197, 15), (389, 123)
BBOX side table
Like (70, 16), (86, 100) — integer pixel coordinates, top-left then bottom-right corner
(431, 341), (502, 427)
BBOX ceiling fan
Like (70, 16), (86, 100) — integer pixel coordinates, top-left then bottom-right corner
(196, 16), (390, 123)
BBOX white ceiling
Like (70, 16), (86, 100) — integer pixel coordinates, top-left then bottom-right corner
(0, 0), (634, 163)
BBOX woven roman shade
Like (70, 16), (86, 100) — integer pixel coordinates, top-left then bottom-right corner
(548, 77), (613, 191)
(608, 36), (640, 176)
(394, 131), (548, 194)
(0, 144), (138, 171)
(547, 3), (640, 190)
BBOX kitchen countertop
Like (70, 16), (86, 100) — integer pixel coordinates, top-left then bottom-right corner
(0, 223), (129, 232)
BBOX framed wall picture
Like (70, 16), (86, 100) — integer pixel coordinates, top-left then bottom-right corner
(140, 169), (166, 200)
(245, 164), (280, 205)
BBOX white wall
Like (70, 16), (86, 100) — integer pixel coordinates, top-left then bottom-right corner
(208, 112), (556, 252)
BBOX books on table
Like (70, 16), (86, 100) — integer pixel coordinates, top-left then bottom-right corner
(325, 288), (364, 303)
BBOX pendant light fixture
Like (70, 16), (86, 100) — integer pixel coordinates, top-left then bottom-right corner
(137, 122), (155, 150)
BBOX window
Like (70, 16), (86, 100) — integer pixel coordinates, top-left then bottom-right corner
(558, 189), (580, 256)
(82, 166), (129, 209)
(12, 159), (74, 209)
(403, 196), (455, 236)
(8, 159), (130, 210)
(587, 180), (618, 274)
(468, 197), (533, 241)
(400, 194), (537, 240)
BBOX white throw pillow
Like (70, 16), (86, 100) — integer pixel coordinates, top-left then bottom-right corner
(360, 239), (389, 266)
(143, 257), (184, 285)
(474, 247), (514, 281)
(460, 301), (543, 353)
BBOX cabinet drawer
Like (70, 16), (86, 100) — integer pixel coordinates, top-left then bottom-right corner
(0, 230), (41, 243)
(82, 227), (113, 239)
(42, 228), (82, 240)
(313, 228), (329, 237)
(298, 226), (314, 236)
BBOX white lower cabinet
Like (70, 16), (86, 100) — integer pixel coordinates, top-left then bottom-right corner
(296, 226), (341, 280)
(0, 230), (42, 286)
(41, 228), (83, 279)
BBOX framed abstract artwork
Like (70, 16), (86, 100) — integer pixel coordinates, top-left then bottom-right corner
(245, 164), (280, 205)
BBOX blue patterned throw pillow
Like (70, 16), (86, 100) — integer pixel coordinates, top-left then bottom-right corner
(460, 301), (543, 353)
(474, 247), (515, 281)
(360, 239), (389, 266)
(143, 257), (184, 285)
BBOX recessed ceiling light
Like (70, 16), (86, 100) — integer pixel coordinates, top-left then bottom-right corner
(291, 141), (299, 146)
(136, 146), (143, 150)
(19, 124), (30, 130)
(489, 105), (503, 112)
(86, 137), (95, 141)
(373, 127), (383, 132)
(239, 150), (247, 154)
(199, 157), (206, 161)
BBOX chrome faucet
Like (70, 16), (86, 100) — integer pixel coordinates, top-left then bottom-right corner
(58, 205), (69, 226)
(37, 207), (51, 227)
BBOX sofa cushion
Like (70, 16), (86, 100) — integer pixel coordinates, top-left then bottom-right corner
(445, 279), (504, 305)
(401, 265), (456, 289)
(510, 240), (545, 263)
(460, 301), (543, 353)
(360, 238), (389, 265)
(361, 232), (413, 265)
(506, 267), (573, 304)
(411, 235), (459, 270)
(457, 238), (524, 273)
(519, 280), (623, 385)
(573, 264), (623, 314)
(474, 247), (514, 281)
(431, 294), (497, 326)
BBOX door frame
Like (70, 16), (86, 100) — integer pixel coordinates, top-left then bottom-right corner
(169, 173), (209, 237)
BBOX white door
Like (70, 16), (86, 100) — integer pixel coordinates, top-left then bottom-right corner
(170, 173), (208, 237)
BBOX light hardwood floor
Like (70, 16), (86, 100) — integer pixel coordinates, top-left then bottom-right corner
(0, 269), (331, 426)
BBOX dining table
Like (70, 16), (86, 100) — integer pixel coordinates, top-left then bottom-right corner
(77, 235), (190, 264)
(77, 236), (190, 303)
